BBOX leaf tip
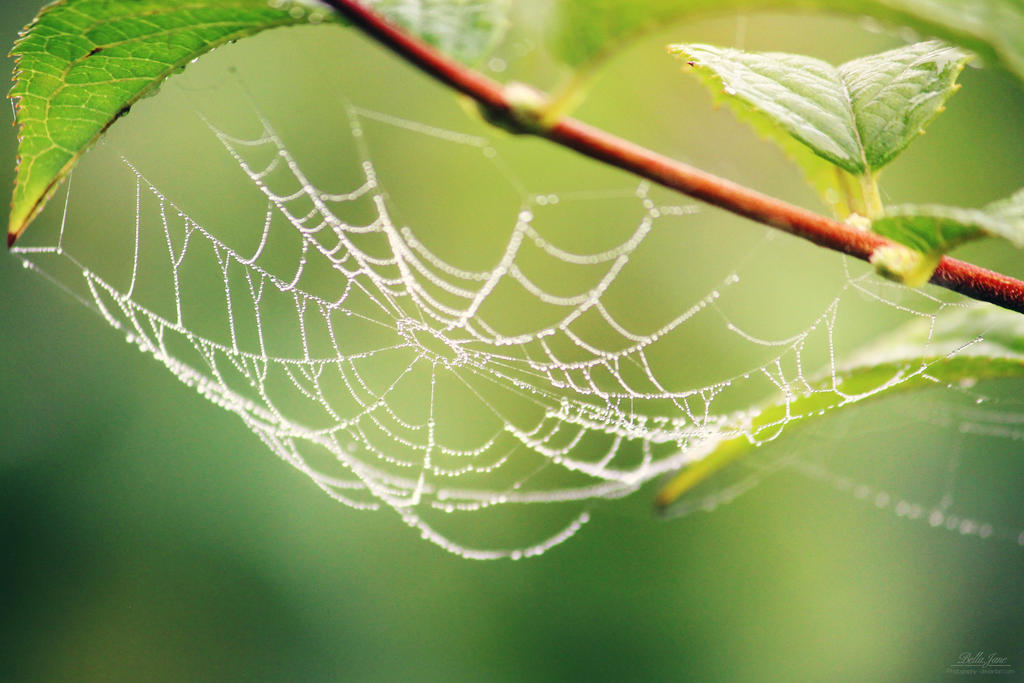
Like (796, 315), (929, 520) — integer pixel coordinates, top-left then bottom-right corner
(8, 175), (53, 248)
(653, 486), (674, 511)
(8, 210), (29, 248)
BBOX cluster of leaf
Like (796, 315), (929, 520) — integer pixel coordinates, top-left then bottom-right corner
(7, 0), (1024, 511)
(669, 41), (1024, 287)
(552, 0), (1024, 286)
(659, 36), (1024, 505)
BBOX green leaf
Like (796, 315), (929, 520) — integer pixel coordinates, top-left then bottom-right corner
(550, 0), (1024, 83)
(869, 187), (1024, 285)
(668, 41), (968, 216)
(839, 43), (970, 170)
(7, 0), (339, 246)
(874, 187), (1024, 252)
(656, 304), (1024, 512)
(672, 43), (870, 218)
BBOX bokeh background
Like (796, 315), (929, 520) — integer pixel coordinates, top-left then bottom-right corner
(1, 2), (1022, 681)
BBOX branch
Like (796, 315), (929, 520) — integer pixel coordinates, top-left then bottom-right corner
(322, 0), (1024, 316)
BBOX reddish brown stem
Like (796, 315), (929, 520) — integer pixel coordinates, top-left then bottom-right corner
(322, 0), (1024, 315)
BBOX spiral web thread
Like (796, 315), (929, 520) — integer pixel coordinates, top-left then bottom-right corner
(13, 103), (1024, 558)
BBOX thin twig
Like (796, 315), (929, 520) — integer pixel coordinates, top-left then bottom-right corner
(322, 0), (1024, 315)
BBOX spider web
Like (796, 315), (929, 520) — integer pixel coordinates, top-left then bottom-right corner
(12, 84), (1024, 558)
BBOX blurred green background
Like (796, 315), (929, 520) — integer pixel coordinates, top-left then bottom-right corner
(1, 2), (1022, 681)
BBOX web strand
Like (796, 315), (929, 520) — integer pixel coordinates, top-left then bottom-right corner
(13, 100), (1023, 557)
